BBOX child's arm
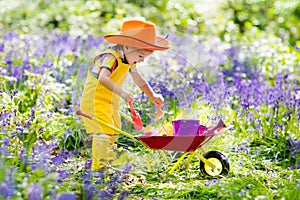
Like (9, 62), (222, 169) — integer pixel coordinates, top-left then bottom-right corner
(130, 70), (164, 108)
(98, 68), (134, 102)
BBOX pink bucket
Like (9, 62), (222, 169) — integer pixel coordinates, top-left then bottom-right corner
(198, 125), (208, 135)
(172, 119), (200, 136)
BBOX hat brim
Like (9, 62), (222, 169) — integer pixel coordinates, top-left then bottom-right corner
(104, 35), (169, 51)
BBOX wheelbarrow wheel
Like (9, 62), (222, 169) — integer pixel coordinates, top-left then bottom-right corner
(200, 150), (230, 177)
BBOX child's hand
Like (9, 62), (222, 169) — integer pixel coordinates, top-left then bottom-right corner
(151, 93), (164, 108)
(120, 91), (134, 102)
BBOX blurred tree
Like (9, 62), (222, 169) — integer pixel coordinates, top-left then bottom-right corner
(223, 0), (300, 45)
(0, 0), (298, 45)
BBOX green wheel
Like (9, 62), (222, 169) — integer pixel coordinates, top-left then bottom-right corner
(200, 150), (230, 177)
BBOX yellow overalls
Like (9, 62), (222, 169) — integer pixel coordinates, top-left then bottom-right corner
(80, 49), (134, 170)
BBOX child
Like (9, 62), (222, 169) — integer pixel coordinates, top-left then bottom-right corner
(79, 19), (170, 170)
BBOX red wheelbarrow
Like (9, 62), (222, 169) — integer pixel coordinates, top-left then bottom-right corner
(76, 110), (233, 177)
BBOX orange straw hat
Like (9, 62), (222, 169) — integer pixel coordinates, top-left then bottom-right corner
(104, 20), (170, 51)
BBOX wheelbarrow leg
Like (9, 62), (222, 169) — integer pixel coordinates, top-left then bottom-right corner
(146, 150), (152, 172)
(184, 151), (216, 169)
(184, 152), (196, 168)
(195, 151), (216, 168)
(168, 152), (189, 174)
(159, 150), (169, 163)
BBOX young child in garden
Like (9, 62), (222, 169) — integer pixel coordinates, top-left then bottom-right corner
(79, 19), (169, 170)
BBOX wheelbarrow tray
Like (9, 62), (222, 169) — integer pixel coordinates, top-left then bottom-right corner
(135, 126), (232, 152)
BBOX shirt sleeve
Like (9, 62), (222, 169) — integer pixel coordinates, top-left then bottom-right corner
(91, 53), (117, 74)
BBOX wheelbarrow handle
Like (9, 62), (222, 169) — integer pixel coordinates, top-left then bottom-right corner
(76, 109), (134, 124)
(119, 111), (133, 123)
(76, 109), (139, 142)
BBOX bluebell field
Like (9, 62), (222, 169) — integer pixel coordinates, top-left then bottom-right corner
(0, 27), (299, 199)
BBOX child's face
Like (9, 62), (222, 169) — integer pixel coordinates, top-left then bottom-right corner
(124, 46), (153, 66)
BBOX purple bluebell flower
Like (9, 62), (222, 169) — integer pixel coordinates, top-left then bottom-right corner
(4, 51), (13, 65)
(18, 147), (25, 158)
(295, 140), (300, 148)
(0, 43), (4, 52)
(275, 123), (284, 130)
(238, 190), (245, 196)
(295, 43), (300, 51)
(23, 155), (29, 165)
(57, 193), (76, 200)
(30, 164), (38, 171)
(291, 150), (296, 159)
(85, 160), (92, 170)
(83, 180), (92, 189)
(13, 89), (18, 96)
(204, 181), (211, 187)
(3, 32), (18, 41)
(119, 191), (129, 200)
(16, 127), (24, 134)
(235, 145), (244, 153)
(239, 161), (243, 166)
(27, 183), (43, 200)
(59, 149), (73, 159)
(124, 164), (132, 174)
(246, 185), (250, 190)
(38, 127), (44, 132)
(52, 156), (65, 165)
(92, 168), (105, 179)
(254, 148), (260, 154)
(95, 179), (103, 185)
(226, 46), (238, 58)
(98, 190), (111, 199)
(3, 137), (9, 146)
(81, 172), (92, 180)
(0, 182), (14, 199)
(204, 179), (217, 187)
(57, 169), (69, 180)
(10, 65), (20, 78)
(248, 112), (254, 123)
(73, 149), (79, 155)
(67, 128), (72, 134)
(30, 108), (35, 117)
(274, 135), (280, 139)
